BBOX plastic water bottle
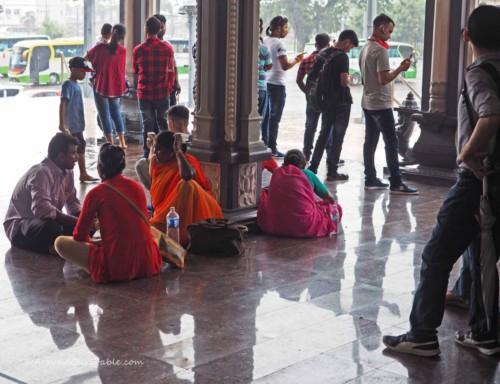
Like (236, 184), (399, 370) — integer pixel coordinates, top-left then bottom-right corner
(330, 203), (339, 236)
(166, 207), (180, 243)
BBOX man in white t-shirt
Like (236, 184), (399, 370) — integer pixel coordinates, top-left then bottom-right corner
(262, 16), (305, 158)
(359, 13), (418, 194)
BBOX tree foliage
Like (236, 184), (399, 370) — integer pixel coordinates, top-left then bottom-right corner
(260, 0), (425, 52)
(39, 18), (65, 39)
(22, 11), (37, 34)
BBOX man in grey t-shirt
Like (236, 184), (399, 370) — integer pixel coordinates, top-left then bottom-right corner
(359, 13), (418, 194)
(383, 4), (500, 357)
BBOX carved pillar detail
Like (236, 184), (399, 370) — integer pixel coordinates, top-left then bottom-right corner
(225, 0), (238, 142)
(428, 81), (448, 113)
(238, 163), (257, 207)
(189, 0), (270, 219)
(201, 162), (221, 203)
(428, 0), (450, 113)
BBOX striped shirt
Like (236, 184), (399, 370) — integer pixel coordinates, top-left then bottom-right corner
(132, 36), (175, 101)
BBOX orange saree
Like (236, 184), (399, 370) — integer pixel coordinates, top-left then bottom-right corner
(149, 153), (223, 245)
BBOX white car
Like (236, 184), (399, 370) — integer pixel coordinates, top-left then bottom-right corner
(0, 85), (23, 98)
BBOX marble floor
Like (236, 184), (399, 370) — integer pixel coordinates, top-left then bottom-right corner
(0, 98), (499, 383)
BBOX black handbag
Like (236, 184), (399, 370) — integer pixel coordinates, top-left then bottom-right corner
(186, 218), (247, 256)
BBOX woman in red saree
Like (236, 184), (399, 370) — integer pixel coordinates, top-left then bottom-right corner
(54, 144), (162, 283)
(258, 149), (342, 238)
(149, 131), (223, 245)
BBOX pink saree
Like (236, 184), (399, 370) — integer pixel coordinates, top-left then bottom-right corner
(257, 165), (341, 238)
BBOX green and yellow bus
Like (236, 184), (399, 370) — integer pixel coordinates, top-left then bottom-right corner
(8, 38), (84, 85)
(0, 35), (49, 76)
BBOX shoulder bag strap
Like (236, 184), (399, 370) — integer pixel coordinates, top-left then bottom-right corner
(102, 183), (150, 227)
(461, 76), (477, 131)
(463, 62), (500, 132)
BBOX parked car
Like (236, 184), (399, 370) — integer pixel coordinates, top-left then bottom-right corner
(0, 85), (23, 98)
(23, 89), (61, 98)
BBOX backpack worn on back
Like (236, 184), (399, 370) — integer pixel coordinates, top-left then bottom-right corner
(306, 48), (344, 113)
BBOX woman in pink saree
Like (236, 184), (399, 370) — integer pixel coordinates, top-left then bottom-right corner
(258, 149), (342, 238)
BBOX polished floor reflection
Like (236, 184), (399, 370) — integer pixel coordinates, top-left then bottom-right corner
(0, 105), (499, 383)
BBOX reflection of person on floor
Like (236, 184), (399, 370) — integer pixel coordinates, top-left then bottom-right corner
(4, 249), (82, 352)
(138, 131), (222, 245)
(3, 133), (82, 254)
(59, 57), (99, 182)
(383, 5), (500, 357)
(55, 144), (162, 283)
(258, 149), (341, 237)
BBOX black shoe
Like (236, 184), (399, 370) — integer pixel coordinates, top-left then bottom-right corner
(455, 331), (500, 355)
(364, 178), (389, 190)
(383, 332), (440, 357)
(390, 183), (419, 195)
(326, 173), (349, 181)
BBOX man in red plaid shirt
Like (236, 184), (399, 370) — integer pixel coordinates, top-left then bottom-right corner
(296, 33), (330, 162)
(133, 16), (175, 158)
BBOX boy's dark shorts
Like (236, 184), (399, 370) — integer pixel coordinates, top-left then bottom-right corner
(70, 132), (86, 154)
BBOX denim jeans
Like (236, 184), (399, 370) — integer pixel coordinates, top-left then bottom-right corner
(309, 104), (350, 175)
(451, 241), (475, 305)
(362, 108), (401, 186)
(94, 92), (124, 135)
(138, 97), (170, 157)
(258, 90), (268, 145)
(409, 175), (499, 337)
(303, 103), (329, 161)
(265, 83), (286, 153)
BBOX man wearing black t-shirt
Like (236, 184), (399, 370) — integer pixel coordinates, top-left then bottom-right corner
(307, 30), (359, 181)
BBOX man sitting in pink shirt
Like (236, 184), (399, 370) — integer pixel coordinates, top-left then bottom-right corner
(3, 133), (83, 254)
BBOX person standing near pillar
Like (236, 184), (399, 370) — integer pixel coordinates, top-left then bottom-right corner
(382, 4), (500, 357)
(296, 33), (330, 163)
(133, 16), (175, 158)
(359, 14), (418, 194)
(308, 30), (359, 181)
(258, 18), (272, 137)
(86, 24), (128, 149)
(262, 16), (305, 158)
(154, 14), (181, 107)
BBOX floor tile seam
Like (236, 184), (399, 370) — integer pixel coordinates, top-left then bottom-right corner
(344, 368), (408, 383)
(249, 351), (382, 384)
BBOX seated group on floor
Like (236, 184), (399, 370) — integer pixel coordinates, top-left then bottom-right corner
(3, 126), (342, 284)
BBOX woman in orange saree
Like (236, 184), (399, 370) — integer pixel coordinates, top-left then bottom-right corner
(149, 131), (223, 245)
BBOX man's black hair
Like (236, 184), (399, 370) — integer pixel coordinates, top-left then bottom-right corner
(467, 5), (500, 50)
(47, 133), (79, 160)
(373, 13), (394, 28)
(338, 30), (359, 47)
(315, 33), (331, 49)
(153, 13), (166, 25)
(145, 16), (161, 35)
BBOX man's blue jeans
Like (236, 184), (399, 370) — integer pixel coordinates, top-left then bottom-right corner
(409, 175), (499, 337)
(309, 104), (350, 175)
(94, 92), (124, 135)
(258, 89), (268, 143)
(303, 103), (332, 162)
(362, 108), (401, 186)
(264, 83), (286, 153)
(138, 97), (170, 158)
